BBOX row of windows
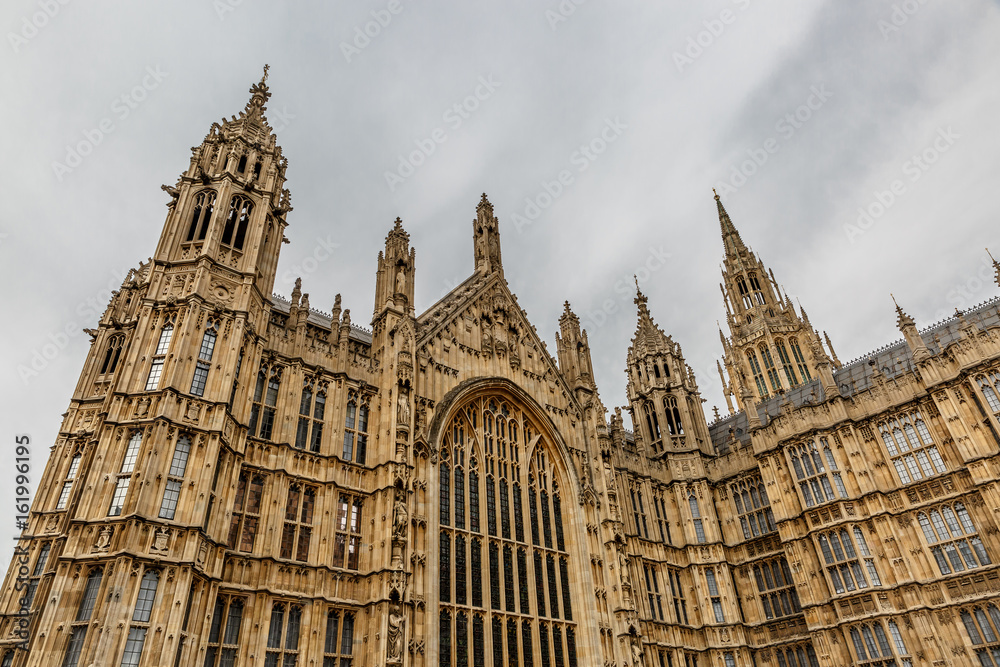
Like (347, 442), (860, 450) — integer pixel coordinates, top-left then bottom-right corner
(228, 471), (364, 569)
(61, 567), (159, 667)
(849, 620), (912, 667)
(440, 614), (577, 667)
(642, 397), (684, 454)
(249, 368), (371, 463)
(103, 432), (192, 520)
(208, 599), (357, 667)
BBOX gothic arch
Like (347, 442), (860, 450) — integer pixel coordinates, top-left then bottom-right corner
(428, 377), (584, 502)
(429, 377), (586, 667)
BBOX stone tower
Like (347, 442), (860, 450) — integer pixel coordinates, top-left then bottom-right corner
(715, 192), (839, 413)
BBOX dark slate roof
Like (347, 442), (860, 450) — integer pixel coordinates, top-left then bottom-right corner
(707, 295), (1000, 455)
(833, 295), (1000, 396)
(270, 295), (373, 345)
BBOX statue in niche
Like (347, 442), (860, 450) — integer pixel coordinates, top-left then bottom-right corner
(387, 604), (405, 662)
(397, 387), (410, 425)
(476, 233), (487, 262)
(395, 265), (406, 295)
(488, 234), (499, 265)
(631, 636), (645, 667)
(393, 495), (409, 541)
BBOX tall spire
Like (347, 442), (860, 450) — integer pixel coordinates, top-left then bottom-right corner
(988, 248), (1000, 287)
(714, 189), (747, 258)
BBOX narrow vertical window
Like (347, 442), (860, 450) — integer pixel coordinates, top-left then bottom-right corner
(189, 323), (218, 397)
(146, 322), (173, 390)
(120, 570), (159, 667)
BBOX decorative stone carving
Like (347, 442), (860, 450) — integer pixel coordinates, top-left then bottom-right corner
(387, 604), (405, 664)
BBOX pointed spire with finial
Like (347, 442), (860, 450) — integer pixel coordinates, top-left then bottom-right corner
(473, 192), (502, 276)
(892, 293), (915, 329)
(988, 248), (1000, 287)
(245, 64), (271, 116)
(714, 189), (748, 259)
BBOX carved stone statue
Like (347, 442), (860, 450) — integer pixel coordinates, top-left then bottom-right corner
(393, 496), (408, 541)
(397, 387), (410, 425)
(395, 266), (406, 295)
(387, 604), (405, 663)
(631, 637), (645, 667)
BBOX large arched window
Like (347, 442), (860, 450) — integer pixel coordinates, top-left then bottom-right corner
(438, 396), (577, 667)
(221, 195), (253, 251)
(185, 190), (216, 242)
(99, 334), (125, 375)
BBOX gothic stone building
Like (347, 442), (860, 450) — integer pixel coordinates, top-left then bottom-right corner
(3, 73), (1000, 667)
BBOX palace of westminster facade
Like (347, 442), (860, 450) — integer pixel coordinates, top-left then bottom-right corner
(4, 72), (1000, 667)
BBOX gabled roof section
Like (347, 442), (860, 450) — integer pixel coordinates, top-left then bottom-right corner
(416, 271), (585, 415)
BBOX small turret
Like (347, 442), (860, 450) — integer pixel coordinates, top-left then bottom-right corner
(893, 295), (931, 363)
(473, 193), (503, 277)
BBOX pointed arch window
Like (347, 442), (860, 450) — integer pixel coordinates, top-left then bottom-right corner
(918, 501), (991, 575)
(662, 396), (684, 436)
(342, 393), (369, 464)
(264, 603), (302, 667)
(221, 195), (253, 251)
(962, 604), (1000, 666)
(759, 345), (782, 392)
(977, 372), (1000, 415)
(190, 321), (218, 397)
(849, 621), (912, 667)
(746, 350), (768, 398)
(752, 557), (801, 619)
(158, 434), (191, 520)
(249, 367), (280, 440)
(643, 402), (662, 453)
(120, 570), (159, 667)
(146, 321), (174, 391)
(775, 339), (798, 387)
(185, 190), (216, 242)
(295, 382), (326, 452)
(439, 396), (576, 667)
(57, 453), (82, 510)
(204, 595), (245, 667)
(109, 431), (142, 516)
(228, 471), (264, 553)
(99, 334), (125, 376)
(748, 272), (766, 305)
(62, 568), (103, 667)
(730, 475), (775, 539)
(787, 439), (842, 508)
(689, 495), (705, 543)
(736, 277), (753, 310)
(333, 494), (363, 570)
(280, 484), (315, 561)
(789, 338), (811, 381)
(878, 411), (946, 484)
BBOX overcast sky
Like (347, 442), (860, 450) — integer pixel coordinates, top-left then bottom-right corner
(2, 1), (998, 547)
